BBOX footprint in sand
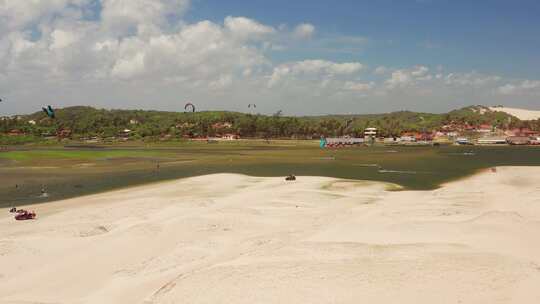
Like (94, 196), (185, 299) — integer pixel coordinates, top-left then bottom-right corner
(79, 225), (109, 237)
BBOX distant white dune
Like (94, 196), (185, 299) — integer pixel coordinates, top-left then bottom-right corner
(489, 106), (540, 120)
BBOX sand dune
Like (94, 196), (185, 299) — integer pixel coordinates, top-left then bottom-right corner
(1, 168), (540, 303)
(489, 106), (540, 120)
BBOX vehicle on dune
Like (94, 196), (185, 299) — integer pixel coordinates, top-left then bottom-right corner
(285, 174), (296, 181)
(10, 208), (37, 221)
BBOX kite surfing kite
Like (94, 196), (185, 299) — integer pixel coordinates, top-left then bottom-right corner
(248, 104), (256, 108)
(42, 105), (55, 119)
(184, 102), (195, 113)
(320, 136), (327, 148)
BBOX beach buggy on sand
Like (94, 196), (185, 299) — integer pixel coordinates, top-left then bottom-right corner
(10, 208), (37, 221)
(285, 174), (296, 181)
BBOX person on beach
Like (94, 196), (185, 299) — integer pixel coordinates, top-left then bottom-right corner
(41, 185), (48, 197)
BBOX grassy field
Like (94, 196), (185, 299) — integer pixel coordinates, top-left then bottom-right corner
(2, 140), (540, 208)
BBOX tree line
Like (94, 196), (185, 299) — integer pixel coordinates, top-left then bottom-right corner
(1, 105), (539, 143)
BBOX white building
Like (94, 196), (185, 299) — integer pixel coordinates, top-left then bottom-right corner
(400, 136), (416, 142)
(364, 127), (377, 138)
(477, 138), (507, 145)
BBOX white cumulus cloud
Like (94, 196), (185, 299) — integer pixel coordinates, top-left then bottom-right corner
(0, 0), (538, 115)
(293, 23), (315, 39)
(268, 59), (364, 87)
(497, 80), (540, 95)
(224, 16), (275, 40)
(343, 81), (375, 91)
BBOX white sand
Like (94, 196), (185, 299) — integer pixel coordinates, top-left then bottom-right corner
(489, 106), (540, 120)
(1, 167), (540, 303)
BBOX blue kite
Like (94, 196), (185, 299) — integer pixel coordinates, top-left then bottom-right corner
(319, 137), (327, 148)
(42, 105), (55, 119)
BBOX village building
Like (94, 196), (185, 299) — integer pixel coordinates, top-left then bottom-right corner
(529, 137), (540, 145)
(221, 133), (240, 140)
(118, 129), (132, 140)
(399, 131), (434, 142)
(28, 120), (36, 125)
(505, 128), (537, 137)
(8, 129), (25, 136)
(438, 130), (459, 137)
(364, 127), (377, 140)
(212, 122), (233, 130)
(325, 137), (364, 147)
(477, 137), (507, 145)
(57, 128), (72, 138)
(400, 134), (416, 142)
(506, 136), (531, 145)
(475, 124), (493, 133)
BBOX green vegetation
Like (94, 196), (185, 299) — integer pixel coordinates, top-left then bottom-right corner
(0, 149), (178, 161)
(2, 105), (539, 144)
(0, 134), (44, 145)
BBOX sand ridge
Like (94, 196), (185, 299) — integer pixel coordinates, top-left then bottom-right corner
(1, 168), (540, 303)
(489, 106), (540, 121)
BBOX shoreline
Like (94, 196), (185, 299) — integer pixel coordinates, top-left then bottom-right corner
(3, 144), (540, 208)
(1, 174), (402, 218)
(0, 163), (511, 210)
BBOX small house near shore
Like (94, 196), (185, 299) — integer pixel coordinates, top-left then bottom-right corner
(8, 129), (25, 136)
(118, 129), (132, 140)
(477, 137), (507, 145)
(506, 136), (531, 145)
(325, 137), (364, 147)
(57, 128), (72, 138)
(364, 127), (377, 138)
(221, 134), (239, 140)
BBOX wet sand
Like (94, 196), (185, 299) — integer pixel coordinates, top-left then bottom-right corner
(1, 167), (540, 303)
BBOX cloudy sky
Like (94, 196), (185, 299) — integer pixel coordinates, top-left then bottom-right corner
(1, 0), (539, 116)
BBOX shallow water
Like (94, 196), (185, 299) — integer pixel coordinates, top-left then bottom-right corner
(2, 145), (540, 207)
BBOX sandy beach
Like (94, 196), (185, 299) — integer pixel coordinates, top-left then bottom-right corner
(1, 167), (540, 303)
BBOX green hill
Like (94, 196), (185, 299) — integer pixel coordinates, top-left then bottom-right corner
(1, 105), (538, 143)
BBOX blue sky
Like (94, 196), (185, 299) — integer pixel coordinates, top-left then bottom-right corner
(1, 0), (539, 115)
(188, 0), (540, 77)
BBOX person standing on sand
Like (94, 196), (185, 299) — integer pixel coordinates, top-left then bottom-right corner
(41, 185), (47, 196)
